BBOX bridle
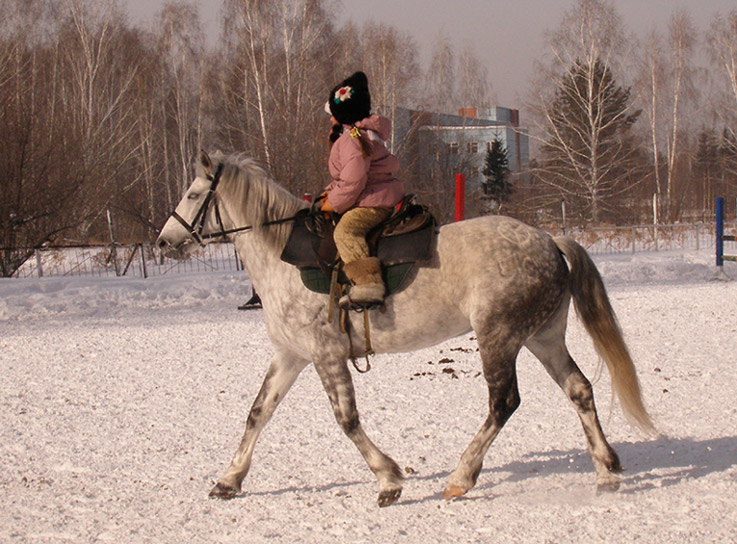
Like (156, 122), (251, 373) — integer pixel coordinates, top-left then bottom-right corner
(168, 162), (299, 246)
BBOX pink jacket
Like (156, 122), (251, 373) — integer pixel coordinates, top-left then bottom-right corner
(324, 115), (404, 214)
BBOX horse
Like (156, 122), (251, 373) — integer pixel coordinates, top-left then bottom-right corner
(155, 151), (657, 507)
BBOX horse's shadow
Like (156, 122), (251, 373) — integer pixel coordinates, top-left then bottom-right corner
(228, 435), (737, 504)
(471, 435), (737, 495)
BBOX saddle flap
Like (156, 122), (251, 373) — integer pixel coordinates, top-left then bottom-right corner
(280, 209), (316, 268)
(375, 217), (435, 266)
(281, 199), (436, 270)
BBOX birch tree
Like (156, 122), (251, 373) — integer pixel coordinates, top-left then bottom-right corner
(530, 0), (645, 223)
(458, 44), (493, 110)
(707, 11), (737, 132)
(219, 0), (334, 193)
(637, 11), (697, 221)
(424, 34), (456, 114)
(157, 2), (205, 197)
(663, 11), (697, 220)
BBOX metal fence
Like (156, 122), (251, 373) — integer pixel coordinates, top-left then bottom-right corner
(10, 242), (243, 279)
(6, 221), (734, 279)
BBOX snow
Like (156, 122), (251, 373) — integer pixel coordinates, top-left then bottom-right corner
(1, 249), (736, 543)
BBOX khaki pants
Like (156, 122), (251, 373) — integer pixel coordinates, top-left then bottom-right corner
(333, 207), (392, 264)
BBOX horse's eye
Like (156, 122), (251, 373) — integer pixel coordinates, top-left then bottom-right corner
(187, 193), (200, 200)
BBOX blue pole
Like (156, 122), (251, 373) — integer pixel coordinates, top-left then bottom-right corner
(716, 197), (724, 267)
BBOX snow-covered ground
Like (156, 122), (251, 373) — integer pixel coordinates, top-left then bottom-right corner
(2, 249), (736, 543)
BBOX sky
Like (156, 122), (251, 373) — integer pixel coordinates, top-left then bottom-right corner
(121, 0), (736, 112)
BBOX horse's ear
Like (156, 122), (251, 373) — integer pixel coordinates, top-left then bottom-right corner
(200, 150), (213, 173)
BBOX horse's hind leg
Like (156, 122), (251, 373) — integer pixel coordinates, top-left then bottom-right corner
(210, 351), (309, 498)
(525, 303), (623, 491)
(313, 359), (404, 507)
(444, 339), (521, 499)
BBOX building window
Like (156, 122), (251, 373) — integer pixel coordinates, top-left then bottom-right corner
(449, 142), (459, 155)
(467, 142), (478, 154)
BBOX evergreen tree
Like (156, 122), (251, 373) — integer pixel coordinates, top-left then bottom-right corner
(694, 129), (720, 212)
(720, 128), (737, 186)
(481, 137), (512, 213)
(539, 58), (643, 223)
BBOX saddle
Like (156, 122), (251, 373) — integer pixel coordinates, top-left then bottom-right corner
(280, 195), (436, 296)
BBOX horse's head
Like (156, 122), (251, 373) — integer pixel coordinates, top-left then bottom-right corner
(156, 151), (225, 260)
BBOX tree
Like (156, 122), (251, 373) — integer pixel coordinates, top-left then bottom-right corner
(707, 11), (737, 126)
(693, 129), (719, 216)
(480, 138), (512, 213)
(457, 44), (493, 110)
(539, 58), (642, 223)
(529, 0), (650, 224)
(424, 33), (456, 114)
(719, 128), (737, 196)
(217, 0), (335, 194)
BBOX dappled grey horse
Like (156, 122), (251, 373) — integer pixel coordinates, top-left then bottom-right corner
(156, 151), (657, 507)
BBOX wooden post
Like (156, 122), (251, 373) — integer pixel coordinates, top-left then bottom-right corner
(631, 226), (636, 254)
(653, 194), (659, 252)
(717, 197), (724, 268)
(106, 208), (120, 276)
(139, 243), (148, 279)
(35, 249), (43, 278)
(455, 174), (465, 222)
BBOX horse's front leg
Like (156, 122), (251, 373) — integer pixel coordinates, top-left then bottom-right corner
(210, 351), (308, 499)
(314, 358), (405, 507)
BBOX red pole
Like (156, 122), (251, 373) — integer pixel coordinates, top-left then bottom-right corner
(455, 174), (465, 222)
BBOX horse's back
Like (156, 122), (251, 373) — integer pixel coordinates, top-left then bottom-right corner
(436, 215), (565, 284)
(370, 215), (567, 352)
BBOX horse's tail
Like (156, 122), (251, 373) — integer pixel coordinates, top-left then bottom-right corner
(554, 236), (658, 437)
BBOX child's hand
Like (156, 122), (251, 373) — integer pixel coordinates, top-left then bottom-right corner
(320, 197), (334, 213)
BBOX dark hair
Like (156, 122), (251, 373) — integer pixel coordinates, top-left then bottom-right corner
(329, 124), (373, 157)
(350, 126), (374, 157)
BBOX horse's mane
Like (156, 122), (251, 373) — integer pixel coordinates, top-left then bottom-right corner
(213, 153), (307, 241)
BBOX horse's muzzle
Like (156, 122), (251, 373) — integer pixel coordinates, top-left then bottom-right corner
(156, 236), (192, 261)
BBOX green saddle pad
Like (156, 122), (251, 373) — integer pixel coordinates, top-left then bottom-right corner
(300, 262), (415, 295)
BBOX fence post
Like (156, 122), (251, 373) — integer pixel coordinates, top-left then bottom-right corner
(455, 174), (465, 222)
(35, 249), (43, 278)
(653, 194), (659, 252)
(106, 208), (120, 276)
(234, 245), (242, 272)
(716, 197), (724, 268)
(631, 226), (636, 254)
(139, 243), (148, 279)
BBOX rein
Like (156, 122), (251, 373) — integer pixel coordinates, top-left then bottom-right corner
(169, 162), (300, 245)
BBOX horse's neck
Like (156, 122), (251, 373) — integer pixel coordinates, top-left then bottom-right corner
(233, 230), (292, 294)
(222, 181), (303, 286)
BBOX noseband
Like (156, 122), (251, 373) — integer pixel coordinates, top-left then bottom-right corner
(168, 162), (299, 246)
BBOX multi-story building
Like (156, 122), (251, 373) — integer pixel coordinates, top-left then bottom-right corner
(390, 106), (529, 189)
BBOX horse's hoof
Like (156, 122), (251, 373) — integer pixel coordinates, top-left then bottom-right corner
(378, 488), (402, 507)
(443, 484), (467, 499)
(209, 482), (240, 499)
(596, 479), (620, 494)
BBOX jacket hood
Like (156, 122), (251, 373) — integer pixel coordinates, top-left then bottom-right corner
(353, 115), (391, 142)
